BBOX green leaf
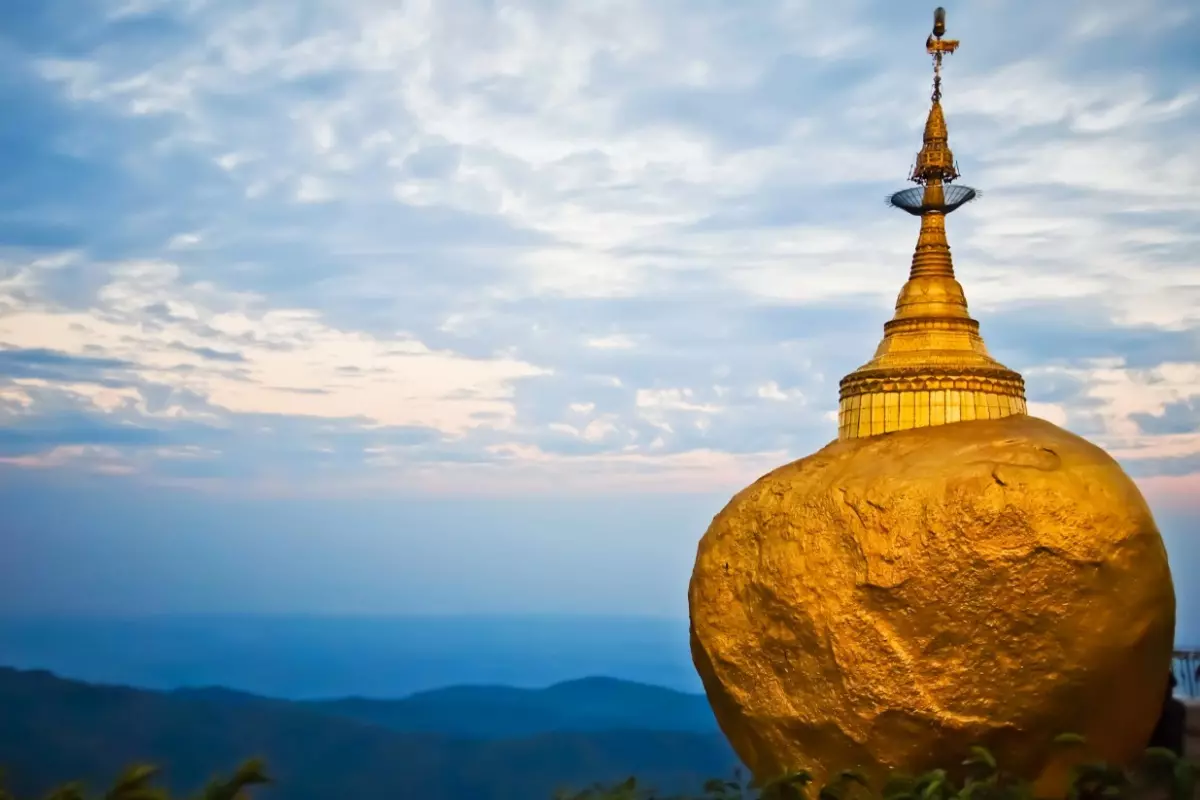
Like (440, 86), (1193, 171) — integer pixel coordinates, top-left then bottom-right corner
(955, 782), (984, 800)
(229, 758), (271, 789)
(1142, 747), (1180, 765)
(104, 764), (162, 800)
(761, 771), (814, 790)
(920, 776), (946, 800)
(788, 771), (815, 786)
(1071, 762), (1113, 780)
(42, 783), (87, 800)
(962, 746), (997, 772)
(837, 770), (870, 788)
(1053, 733), (1088, 747)
(757, 771), (814, 800)
(1172, 760), (1196, 800)
(916, 769), (947, 791)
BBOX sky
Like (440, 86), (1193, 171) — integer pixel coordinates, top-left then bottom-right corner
(0, 0), (1198, 633)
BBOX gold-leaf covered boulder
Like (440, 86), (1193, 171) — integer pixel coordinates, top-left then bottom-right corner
(689, 415), (1175, 788)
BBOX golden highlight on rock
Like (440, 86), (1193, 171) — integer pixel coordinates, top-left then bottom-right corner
(688, 7), (1176, 793)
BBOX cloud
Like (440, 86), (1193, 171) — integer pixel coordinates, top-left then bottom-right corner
(0, 256), (548, 433)
(0, 348), (134, 380)
(0, 0), (1197, 499)
(0, 414), (167, 453)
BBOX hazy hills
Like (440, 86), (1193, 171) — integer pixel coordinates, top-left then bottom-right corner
(304, 676), (720, 739)
(0, 667), (738, 800)
(0, 616), (702, 698)
(169, 675), (719, 739)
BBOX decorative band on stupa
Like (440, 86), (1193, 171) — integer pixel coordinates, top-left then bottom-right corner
(837, 7), (1026, 441)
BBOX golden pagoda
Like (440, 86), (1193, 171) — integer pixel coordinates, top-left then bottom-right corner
(838, 7), (1026, 440)
(688, 8), (1175, 794)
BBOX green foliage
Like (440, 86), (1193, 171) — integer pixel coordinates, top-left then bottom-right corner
(574, 736), (1199, 800)
(2, 732), (1196, 800)
(191, 759), (270, 800)
(0, 761), (268, 800)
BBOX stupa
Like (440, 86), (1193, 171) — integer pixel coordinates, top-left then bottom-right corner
(837, 7), (1025, 440)
(688, 8), (1176, 792)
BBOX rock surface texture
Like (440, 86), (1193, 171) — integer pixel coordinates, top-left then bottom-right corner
(689, 415), (1176, 790)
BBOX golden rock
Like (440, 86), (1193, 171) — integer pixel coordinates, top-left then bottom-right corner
(689, 415), (1175, 788)
(688, 8), (1176, 792)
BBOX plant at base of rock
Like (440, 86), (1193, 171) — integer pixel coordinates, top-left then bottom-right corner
(755, 769), (867, 800)
(880, 746), (1034, 800)
(704, 770), (757, 800)
(1138, 747), (1197, 800)
(1069, 746), (1197, 800)
(555, 777), (645, 800)
(0, 760), (269, 800)
(102, 764), (167, 800)
(1057, 734), (1197, 800)
(580, 737), (1198, 800)
(191, 759), (270, 800)
(38, 787), (87, 800)
(755, 770), (814, 800)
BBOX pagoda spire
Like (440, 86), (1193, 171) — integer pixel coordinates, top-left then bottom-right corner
(836, 7), (1027, 441)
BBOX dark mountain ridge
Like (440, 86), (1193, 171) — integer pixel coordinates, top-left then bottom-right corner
(168, 674), (719, 739)
(306, 675), (719, 739)
(0, 667), (737, 800)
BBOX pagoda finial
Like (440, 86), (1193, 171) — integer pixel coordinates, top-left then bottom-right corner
(926, 7), (959, 104)
(914, 7), (960, 187)
(835, 8), (1027, 441)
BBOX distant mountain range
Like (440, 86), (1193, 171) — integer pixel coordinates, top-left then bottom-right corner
(175, 675), (720, 740)
(0, 616), (703, 698)
(0, 667), (738, 800)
